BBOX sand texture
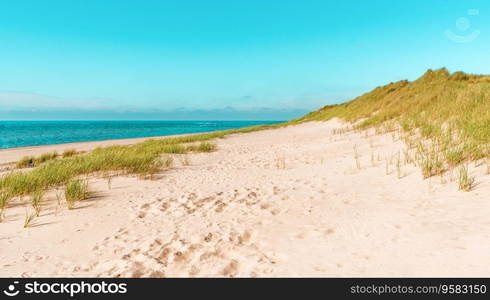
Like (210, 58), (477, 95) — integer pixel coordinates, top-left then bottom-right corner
(1, 120), (489, 277)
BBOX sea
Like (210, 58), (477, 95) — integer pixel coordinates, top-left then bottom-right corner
(0, 120), (282, 149)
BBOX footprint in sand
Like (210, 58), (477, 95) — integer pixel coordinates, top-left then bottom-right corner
(222, 260), (240, 277)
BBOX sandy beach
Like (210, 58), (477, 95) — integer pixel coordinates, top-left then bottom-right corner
(1, 120), (490, 277)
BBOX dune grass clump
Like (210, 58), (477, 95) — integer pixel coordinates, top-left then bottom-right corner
(161, 156), (174, 168)
(24, 208), (36, 228)
(186, 142), (217, 152)
(445, 148), (465, 167)
(458, 165), (475, 192)
(419, 153), (445, 179)
(16, 156), (35, 168)
(0, 191), (10, 222)
(31, 189), (44, 216)
(16, 152), (58, 168)
(65, 179), (90, 209)
(36, 152), (58, 164)
(62, 149), (78, 158)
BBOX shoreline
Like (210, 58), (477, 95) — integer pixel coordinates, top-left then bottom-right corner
(0, 120), (284, 164)
(0, 130), (223, 165)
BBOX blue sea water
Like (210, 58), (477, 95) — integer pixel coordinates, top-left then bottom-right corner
(0, 120), (282, 149)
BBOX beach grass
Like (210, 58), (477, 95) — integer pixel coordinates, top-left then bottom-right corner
(186, 142), (217, 152)
(0, 122), (285, 217)
(458, 164), (475, 192)
(37, 152), (58, 164)
(0, 191), (10, 222)
(16, 152), (58, 168)
(65, 179), (90, 209)
(31, 189), (44, 216)
(298, 68), (490, 183)
(23, 208), (36, 228)
(179, 155), (191, 166)
(16, 156), (35, 168)
(62, 149), (78, 158)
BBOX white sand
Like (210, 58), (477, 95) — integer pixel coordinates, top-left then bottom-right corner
(1, 120), (489, 277)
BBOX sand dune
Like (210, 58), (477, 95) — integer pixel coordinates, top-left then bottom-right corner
(1, 120), (490, 277)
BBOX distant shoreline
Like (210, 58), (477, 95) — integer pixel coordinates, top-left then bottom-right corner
(0, 120), (282, 164)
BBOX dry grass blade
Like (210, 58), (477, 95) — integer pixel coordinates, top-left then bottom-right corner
(24, 208), (36, 228)
(458, 165), (475, 192)
(0, 191), (11, 222)
(31, 189), (44, 217)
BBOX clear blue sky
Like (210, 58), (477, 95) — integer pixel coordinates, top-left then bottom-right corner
(0, 0), (489, 120)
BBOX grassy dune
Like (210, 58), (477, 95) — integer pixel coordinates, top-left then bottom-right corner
(2, 68), (489, 223)
(298, 68), (490, 182)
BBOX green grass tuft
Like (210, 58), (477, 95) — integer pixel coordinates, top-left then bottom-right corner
(65, 179), (90, 209)
(161, 156), (174, 168)
(36, 152), (58, 164)
(16, 156), (35, 168)
(62, 149), (78, 158)
(31, 189), (44, 217)
(186, 142), (217, 152)
(23, 208), (36, 228)
(0, 191), (11, 222)
(458, 165), (475, 192)
(16, 152), (58, 168)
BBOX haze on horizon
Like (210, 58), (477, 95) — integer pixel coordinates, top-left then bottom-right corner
(0, 0), (489, 120)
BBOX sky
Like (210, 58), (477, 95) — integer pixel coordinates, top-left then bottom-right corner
(0, 0), (489, 120)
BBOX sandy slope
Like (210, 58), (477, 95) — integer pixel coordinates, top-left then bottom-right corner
(1, 120), (490, 277)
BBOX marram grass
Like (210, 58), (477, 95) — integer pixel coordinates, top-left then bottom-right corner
(62, 149), (78, 158)
(298, 68), (490, 180)
(0, 123), (285, 217)
(65, 179), (90, 209)
(16, 152), (58, 168)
